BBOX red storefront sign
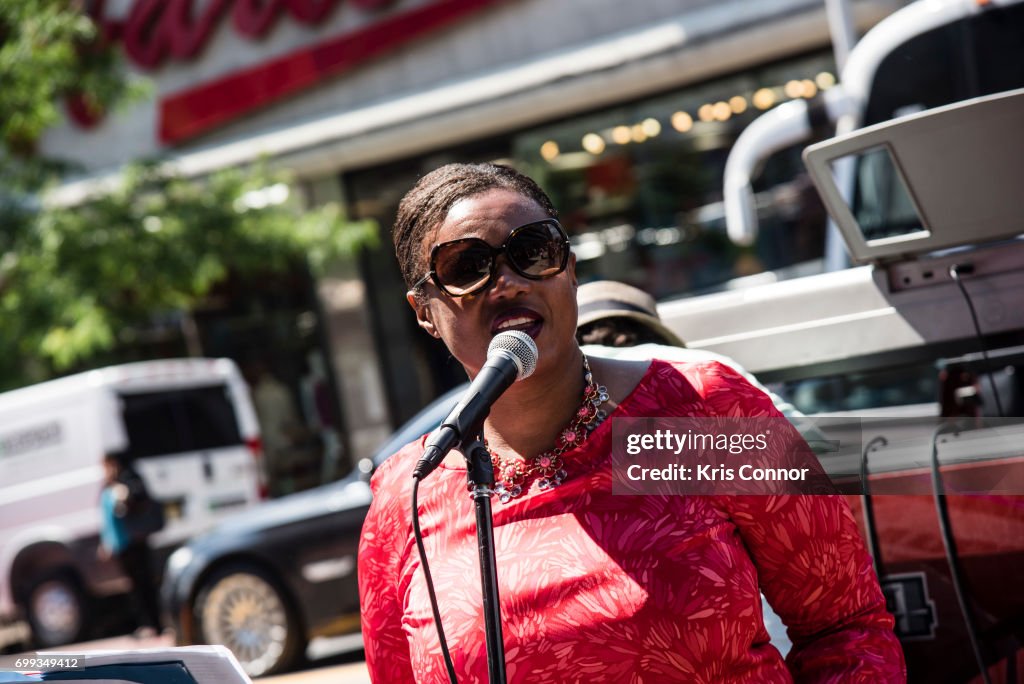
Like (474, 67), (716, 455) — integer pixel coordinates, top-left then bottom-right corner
(86, 0), (506, 144)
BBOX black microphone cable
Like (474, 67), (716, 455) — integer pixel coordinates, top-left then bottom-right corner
(859, 435), (887, 581)
(412, 476), (459, 684)
(930, 421), (991, 684)
(405, 331), (535, 684)
(949, 263), (1005, 417)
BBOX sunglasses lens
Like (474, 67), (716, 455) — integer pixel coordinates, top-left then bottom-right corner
(428, 221), (568, 296)
(433, 240), (492, 295)
(508, 222), (567, 278)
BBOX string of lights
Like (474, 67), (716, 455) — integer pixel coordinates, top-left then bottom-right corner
(539, 71), (837, 161)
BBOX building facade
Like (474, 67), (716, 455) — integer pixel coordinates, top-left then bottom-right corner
(46, 0), (908, 470)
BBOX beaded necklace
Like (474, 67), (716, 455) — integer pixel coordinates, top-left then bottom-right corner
(485, 355), (609, 503)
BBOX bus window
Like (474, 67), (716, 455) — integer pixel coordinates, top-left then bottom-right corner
(772, 346), (1024, 417)
(836, 145), (925, 243)
(864, 2), (1024, 126)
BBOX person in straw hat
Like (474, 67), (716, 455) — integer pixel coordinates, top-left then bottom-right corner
(577, 280), (806, 422)
(577, 279), (687, 348)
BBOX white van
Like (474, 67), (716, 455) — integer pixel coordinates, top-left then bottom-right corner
(0, 358), (264, 647)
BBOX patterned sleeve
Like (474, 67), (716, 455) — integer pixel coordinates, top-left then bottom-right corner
(358, 454), (416, 683)
(733, 495), (906, 682)
(681, 361), (907, 682)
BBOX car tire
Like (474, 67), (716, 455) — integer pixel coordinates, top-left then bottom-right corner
(193, 564), (304, 677)
(24, 569), (88, 648)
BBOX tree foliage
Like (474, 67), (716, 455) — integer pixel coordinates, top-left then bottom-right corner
(2, 164), (377, 389)
(0, 0), (144, 188)
(0, 3), (378, 391)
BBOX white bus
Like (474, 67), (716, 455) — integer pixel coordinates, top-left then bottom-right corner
(662, 1), (1024, 678)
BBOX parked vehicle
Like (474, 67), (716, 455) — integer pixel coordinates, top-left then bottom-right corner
(713, 2), (1024, 676)
(670, 86), (1024, 681)
(160, 383), (467, 676)
(0, 358), (264, 647)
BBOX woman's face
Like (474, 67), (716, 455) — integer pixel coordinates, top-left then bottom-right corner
(407, 188), (578, 379)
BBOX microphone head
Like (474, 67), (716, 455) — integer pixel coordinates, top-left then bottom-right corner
(487, 331), (538, 380)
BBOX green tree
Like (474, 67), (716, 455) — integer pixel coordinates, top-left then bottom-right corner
(0, 0), (142, 188)
(0, 3), (376, 390)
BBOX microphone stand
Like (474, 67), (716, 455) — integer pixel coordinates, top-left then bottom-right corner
(463, 428), (508, 684)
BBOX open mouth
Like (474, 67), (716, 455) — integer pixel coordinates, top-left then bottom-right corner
(491, 308), (544, 340)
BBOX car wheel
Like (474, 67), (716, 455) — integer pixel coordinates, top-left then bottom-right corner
(25, 570), (87, 647)
(193, 564), (304, 677)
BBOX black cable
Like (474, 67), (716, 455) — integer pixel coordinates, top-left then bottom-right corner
(412, 476), (459, 684)
(949, 263), (1005, 417)
(930, 422), (991, 684)
(859, 435), (887, 581)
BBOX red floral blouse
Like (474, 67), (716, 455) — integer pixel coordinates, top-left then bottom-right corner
(358, 360), (906, 682)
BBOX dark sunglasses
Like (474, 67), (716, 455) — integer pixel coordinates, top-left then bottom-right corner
(413, 219), (571, 297)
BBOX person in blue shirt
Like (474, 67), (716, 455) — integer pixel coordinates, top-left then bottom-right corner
(99, 454), (163, 637)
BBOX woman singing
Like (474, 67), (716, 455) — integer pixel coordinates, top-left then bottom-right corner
(358, 163), (905, 682)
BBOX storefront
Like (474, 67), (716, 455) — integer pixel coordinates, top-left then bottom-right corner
(46, 0), (906, 470)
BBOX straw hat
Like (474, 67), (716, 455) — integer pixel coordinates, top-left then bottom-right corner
(576, 281), (685, 347)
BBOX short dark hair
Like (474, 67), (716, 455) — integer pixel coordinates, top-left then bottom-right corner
(393, 163), (558, 294)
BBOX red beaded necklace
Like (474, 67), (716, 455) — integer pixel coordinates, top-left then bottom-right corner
(486, 355), (609, 503)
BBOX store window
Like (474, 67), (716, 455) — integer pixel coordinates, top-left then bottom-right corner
(346, 51), (841, 411)
(514, 52), (837, 299)
(193, 264), (342, 495)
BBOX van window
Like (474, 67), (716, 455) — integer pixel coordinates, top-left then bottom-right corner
(119, 385), (242, 459)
